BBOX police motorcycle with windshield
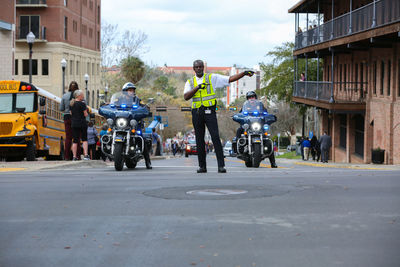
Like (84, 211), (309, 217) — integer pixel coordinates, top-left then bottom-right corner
(232, 99), (277, 168)
(99, 85), (152, 171)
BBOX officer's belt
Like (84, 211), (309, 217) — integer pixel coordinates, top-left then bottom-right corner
(192, 95), (216, 102)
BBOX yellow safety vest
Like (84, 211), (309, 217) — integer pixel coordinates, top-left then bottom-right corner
(188, 73), (216, 109)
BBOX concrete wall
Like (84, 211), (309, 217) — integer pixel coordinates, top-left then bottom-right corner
(14, 42), (101, 105)
(0, 30), (14, 80)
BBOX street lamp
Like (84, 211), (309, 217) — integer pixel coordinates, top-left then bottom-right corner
(61, 58), (67, 96)
(84, 73), (89, 103)
(104, 85), (109, 103)
(26, 32), (35, 84)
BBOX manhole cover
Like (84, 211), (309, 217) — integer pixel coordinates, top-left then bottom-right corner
(186, 189), (248, 196)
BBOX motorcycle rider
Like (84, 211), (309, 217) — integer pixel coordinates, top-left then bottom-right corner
(118, 82), (153, 169)
(235, 91), (278, 168)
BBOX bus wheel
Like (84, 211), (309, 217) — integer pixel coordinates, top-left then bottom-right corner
(6, 156), (24, 162)
(26, 138), (36, 161)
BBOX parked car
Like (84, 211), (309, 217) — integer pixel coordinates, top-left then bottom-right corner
(286, 144), (298, 152)
(223, 141), (235, 157)
(185, 139), (197, 157)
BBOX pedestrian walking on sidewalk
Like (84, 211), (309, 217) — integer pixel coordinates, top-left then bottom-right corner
(319, 131), (332, 163)
(303, 137), (311, 161)
(60, 81), (80, 160)
(70, 90), (90, 161)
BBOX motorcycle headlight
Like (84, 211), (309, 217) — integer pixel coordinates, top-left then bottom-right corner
(242, 123), (249, 130)
(251, 122), (261, 131)
(263, 124), (270, 131)
(130, 119), (138, 128)
(106, 118), (114, 126)
(15, 129), (31, 136)
(115, 118), (128, 129)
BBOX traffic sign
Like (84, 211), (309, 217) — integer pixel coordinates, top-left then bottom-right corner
(181, 106), (191, 112)
(156, 106), (167, 112)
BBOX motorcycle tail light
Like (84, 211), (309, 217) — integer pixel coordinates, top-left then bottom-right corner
(244, 131), (247, 135)
(131, 129), (136, 134)
(108, 128), (112, 132)
(264, 132), (268, 136)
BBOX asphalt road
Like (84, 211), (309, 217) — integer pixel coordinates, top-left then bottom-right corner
(1, 155), (399, 267)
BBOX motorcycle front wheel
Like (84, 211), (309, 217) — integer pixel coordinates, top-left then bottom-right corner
(114, 143), (124, 171)
(252, 143), (262, 168)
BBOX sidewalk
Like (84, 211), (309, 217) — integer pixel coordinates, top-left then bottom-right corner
(0, 155), (170, 172)
(278, 158), (400, 171)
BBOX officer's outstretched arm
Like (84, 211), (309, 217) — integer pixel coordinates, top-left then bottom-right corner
(229, 71), (254, 83)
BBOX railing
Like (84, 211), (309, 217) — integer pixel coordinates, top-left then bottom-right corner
(17, 26), (46, 40)
(294, 81), (332, 101)
(295, 0), (400, 50)
(294, 81), (367, 103)
(16, 0), (46, 5)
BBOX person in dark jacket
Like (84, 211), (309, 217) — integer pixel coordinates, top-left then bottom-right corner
(319, 131), (332, 163)
(70, 90), (90, 161)
(310, 135), (321, 161)
(60, 81), (80, 160)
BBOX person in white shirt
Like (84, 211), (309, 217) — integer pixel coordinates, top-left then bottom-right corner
(184, 59), (254, 173)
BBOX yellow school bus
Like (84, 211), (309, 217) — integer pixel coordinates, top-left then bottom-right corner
(0, 80), (104, 161)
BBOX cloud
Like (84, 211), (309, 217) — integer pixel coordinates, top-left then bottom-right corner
(102, 0), (299, 66)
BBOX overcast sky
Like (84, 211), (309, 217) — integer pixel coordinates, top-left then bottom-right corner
(102, 0), (300, 68)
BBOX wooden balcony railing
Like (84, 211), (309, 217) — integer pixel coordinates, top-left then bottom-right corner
(16, 0), (46, 5)
(294, 81), (367, 103)
(295, 0), (400, 50)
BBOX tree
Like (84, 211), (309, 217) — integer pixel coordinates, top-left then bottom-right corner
(120, 56), (145, 83)
(153, 76), (169, 91)
(101, 21), (149, 68)
(117, 30), (148, 61)
(101, 21), (119, 68)
(260, 42), (322, 103)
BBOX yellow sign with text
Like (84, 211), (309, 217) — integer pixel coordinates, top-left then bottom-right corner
(0, 81), (19, 93)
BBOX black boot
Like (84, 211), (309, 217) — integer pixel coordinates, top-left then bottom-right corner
(197, 167), (207, 173)
(145, 160), (152, 169)
(269, 154), (278, 168)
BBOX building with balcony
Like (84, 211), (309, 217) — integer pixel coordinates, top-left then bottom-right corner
(14, 0), (101, 108)
(289, 0), (400, 164)
(0, 1), (16, 80)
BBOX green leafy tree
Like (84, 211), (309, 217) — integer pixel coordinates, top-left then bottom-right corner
(153, 76), (169, 91)
(260, 42), (322, 103)
(120, 56), (145, 83)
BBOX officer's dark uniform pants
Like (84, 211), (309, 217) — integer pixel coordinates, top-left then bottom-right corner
(192, 106), (224, 169)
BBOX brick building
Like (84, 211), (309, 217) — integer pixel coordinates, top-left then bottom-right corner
(0, 1), (15, 80)
(289, 0), (400, 164)
(13, 0), (101, 107)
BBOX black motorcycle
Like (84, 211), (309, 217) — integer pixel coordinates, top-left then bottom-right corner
(99, 92), (152, 171)
(232, 99), (277, 168)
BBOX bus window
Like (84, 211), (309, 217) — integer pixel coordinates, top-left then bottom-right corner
(0, 94), (12, 113)
(16, 93), (35, 113)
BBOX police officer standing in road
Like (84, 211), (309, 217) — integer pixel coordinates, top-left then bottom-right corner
(184, 59), (254, 173)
